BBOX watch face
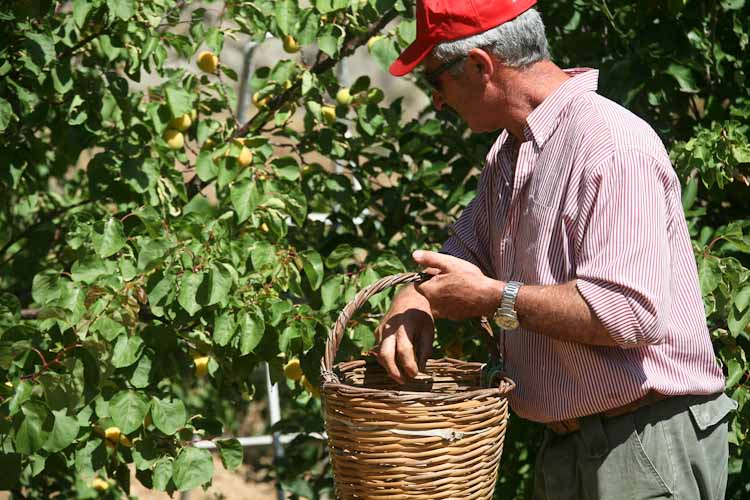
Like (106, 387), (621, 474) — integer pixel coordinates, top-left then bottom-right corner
(496, 314), (519, 330)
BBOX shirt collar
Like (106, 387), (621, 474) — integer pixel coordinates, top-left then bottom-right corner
(523, 68), (599, 147)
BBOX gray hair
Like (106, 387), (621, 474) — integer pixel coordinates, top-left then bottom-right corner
(432, 8), (550, 75)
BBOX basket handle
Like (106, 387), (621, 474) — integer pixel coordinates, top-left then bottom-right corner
(321, 272), (430, 382)
(320, 272), (502, 384)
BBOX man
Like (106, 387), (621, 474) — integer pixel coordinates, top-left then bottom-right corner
(374, 1), (737, 499)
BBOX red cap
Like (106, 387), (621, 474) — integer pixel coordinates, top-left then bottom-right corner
(389, 0), (538, 77)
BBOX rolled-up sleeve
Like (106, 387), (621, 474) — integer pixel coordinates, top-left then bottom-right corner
(575, 148), (673, 348)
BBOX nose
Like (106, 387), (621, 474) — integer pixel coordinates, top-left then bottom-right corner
(431, 90), (445, 111)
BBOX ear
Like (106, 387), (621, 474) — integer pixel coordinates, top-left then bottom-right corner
(466, 48), (495, 82)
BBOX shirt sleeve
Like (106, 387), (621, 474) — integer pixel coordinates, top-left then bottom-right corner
(575, 148), (674, 348)
(440, 195), (494, 277)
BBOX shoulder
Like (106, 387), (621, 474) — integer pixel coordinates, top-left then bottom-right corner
(568, 93), (675, 184)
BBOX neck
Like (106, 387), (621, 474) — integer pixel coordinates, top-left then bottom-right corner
(495, 61), (571, 140)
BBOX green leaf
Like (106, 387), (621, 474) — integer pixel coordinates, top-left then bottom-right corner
(196, 151), (218, 182)
(321, 275), (344, 311)
(370, 36), (400, 73)
(43, 409), (80, 452)
(237, 307), (265, 355)
(698, 257), (722, 294)
(0, 97), (15, 132)
(279, 323), (301, 352)
(726, 358), (744, 388)
(107, 0), (135, 20)
(71, 255), (110, 283)
(681, 177), (698, 211)
(0, 339), (32, 371)
(109, 390), (150, 434)
(735, 286), (750, 312)
(31, 271), (63, 304)
(316, 0), (349, 13)
(178, 272), (205, 316)
(297, 10), (320, 45)
(317, 24), (344, 58)
(300, 251), (324, 290)
(207, 263), (233, 306)
(216, 438), (243, 470)
(72, 0), (92, 27)
(90, 316), (125, 342)
(213, 312), (236, 347)
(230, 179), (260, 223)
(665, 63), (699, 93)
(112, 335), (145, 368)
(15, 401), (51, 454)
(25, 33), (56, 68)
(151, 397), (187, 436)
(92, 218), (126, 258)
(275, 0), (298, 36)
(284, 190), (308, 226)
(172, 447), (214, 491)
(165, 87), (194, 118)
(152, 457), (174, 491)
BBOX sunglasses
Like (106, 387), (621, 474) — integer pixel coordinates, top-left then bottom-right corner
(422, 55), (465, 90)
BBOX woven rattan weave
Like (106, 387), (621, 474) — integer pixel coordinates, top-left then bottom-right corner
(321, 272), (515, 499)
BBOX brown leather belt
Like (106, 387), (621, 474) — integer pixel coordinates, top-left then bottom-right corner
(546, 392), (670, 435)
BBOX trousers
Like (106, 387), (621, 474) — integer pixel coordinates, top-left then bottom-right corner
(533, 392), (737, 500)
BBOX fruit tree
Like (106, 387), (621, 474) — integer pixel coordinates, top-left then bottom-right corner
(0, 1), (749, 499)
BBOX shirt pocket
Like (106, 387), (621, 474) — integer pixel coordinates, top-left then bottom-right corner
(516, 197), (557, 282)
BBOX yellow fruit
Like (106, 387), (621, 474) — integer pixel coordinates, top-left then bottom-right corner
(104, 426), (121, 443)
(194, 356), (209, 377)
(119, 434), (133, 448)
(4, 381), (11, 388)
(197, 50), (219, 73)
(260, 223), (269, 233)
(284, 359), (303, 381)
(190, 109), (197, 121)
(237, 146), (253, 167)
(300, 375), (320, 397)
(163, 129), (184, 150)
(367, 35), (383, 52)
(283, 80), (293, 90)
(252, 92), (268, 109)
(90, 478), (109, 491)
(169, 113), (192, 132)
(321, 105), (336, 124)
(282, 35), (300, 53)
(336, 88), (352, 106)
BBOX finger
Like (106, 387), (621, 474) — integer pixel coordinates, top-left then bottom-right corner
(395, 332), (419, 379)
(422, 267), (442, 276)
(412, 250), (458, 272)
(376, 334), (404, 384)
(416, 325), (434, 372)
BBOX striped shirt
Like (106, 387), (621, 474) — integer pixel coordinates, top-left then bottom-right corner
(442, 68), (725, 423)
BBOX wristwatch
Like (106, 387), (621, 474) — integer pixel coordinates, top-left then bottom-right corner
(495, 281), (523, 330)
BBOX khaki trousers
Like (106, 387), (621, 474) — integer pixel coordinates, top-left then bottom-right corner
(533, 393), (737, 500)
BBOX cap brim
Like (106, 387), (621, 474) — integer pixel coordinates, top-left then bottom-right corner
(389, 39), (435, 77)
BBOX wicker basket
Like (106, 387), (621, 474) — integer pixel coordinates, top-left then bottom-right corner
(320, 272), (516, 500)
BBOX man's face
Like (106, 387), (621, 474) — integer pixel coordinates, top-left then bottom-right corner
(419, 53), (499, 133)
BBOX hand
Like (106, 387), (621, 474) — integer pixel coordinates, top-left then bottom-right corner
(373, 286), (434, 384)
(412, 250), (503, 321)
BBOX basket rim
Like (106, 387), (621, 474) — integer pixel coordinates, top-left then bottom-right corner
(321, 376), (516, 401)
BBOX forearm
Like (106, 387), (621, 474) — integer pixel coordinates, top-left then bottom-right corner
(514, 281), (617, 346)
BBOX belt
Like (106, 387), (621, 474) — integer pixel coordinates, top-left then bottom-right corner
(546, 392), (670, 435)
